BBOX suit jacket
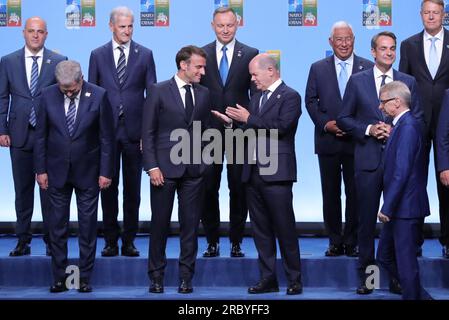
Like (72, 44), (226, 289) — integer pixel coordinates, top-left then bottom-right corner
(399, 28), (449, 135)
(141, 78), (211, 178)
(381, 111), (430, 219)
(436, 89), (449, 172)
(201, 40), (258, 130)
(305, 54), (374, 155)
(337, 68), (423, 172)
(88, 40), (157, 141)
(34, 81), (114, 189)
(0, 47), (67, 147)
(241, 82), (301, 183)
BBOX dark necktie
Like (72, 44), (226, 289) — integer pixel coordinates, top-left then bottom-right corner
(66, 97), (76, 136)
(184, 84), (194, 121)
(380, 74), (387, 88)
(29, 56), (39, 127)
(117, 46), (126, 117)
(259, 90), (269, 112)
(219, 46), (229, 85)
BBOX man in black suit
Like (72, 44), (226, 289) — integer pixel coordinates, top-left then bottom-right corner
(35, 60), (114, 293)
(305, 21), (373, 257)
(214, 53), (302, 295)
(200, 7), (258, 258)
(399, 0), (449, 258)
(89, 6), (157, 257)
(337, 31), (423, 295)
(0, 17), (67, 256)
(142, 46), (211, 294)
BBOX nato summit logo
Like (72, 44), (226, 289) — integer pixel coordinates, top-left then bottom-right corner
(362, 0), (392, 29)
(215, 0), (244, 26)
(65, 0), (95, 30)
(288, 0), (317, 27)
(140, 0), (169, 27)
(0, 0), (22, 27)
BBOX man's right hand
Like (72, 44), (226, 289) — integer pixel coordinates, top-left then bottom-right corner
(36, 173), (48, 190)
(149, 168), (164, 187)
(0, 135), (11, 147)
(369, 122), (390, 140)
(324, 120), (345, 137)
(440, 170), (449, 187)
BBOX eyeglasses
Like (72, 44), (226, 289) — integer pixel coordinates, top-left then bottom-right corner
(379, 97), (397, 105)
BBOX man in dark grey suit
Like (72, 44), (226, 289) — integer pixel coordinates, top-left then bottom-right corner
(142, 46), (211, 294)
(89, 6), (157, 257)
(200, 7), (258, 258)
(305, 21), (373, 257)
(399, 0), (449, 258)
(0, 17), (67, 256)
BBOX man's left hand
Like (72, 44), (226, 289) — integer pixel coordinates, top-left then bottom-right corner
(99, 176), (112, 189)
(225, 104), (250, 123)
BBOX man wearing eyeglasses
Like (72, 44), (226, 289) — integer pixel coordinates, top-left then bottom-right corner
(337, 31), (424, 295)
(305, 21), (373, 258)
(399, 0), (449, 259)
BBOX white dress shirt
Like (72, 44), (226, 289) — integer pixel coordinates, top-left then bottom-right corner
(423, 27), (444, 71)
(174, 74), (195, 107)
(64, 91), (81, 120)
(24, 47), (44, 89)
(216, 38), (235, 69)
(112, 39), (130, 67)
(334, 53), (354, 79)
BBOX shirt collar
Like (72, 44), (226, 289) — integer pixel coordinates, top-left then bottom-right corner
(373, 65), (393, 79)
(393, 109), (410, 126)
(266, 78), (283, 94)
(216, 38), (236, 53)
(65, 90), (82, 101)
(334, 54), (354, 67)
(112, 39), (130, 50)
(424, 27), (444, 41)
(24, 46), (44, 58)
(174, 74), (191, 90)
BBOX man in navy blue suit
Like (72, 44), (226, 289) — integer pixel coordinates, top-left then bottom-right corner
(305, 21), (373, 257)
(0, 17), (67, 256)
(142, 46), (211, 294)
(200, 7), (258, 258)
(377, 81), (431, 300)
(399, 0), (449, 258)
(215, 53), (302, 295)
(89, 6), (157, 257)
(337, 31), (423, 295)
(35, 60), (114, 293)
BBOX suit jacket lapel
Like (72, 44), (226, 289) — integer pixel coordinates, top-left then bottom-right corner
(71, 82), (91, 138)
(37, 48), (53, 92)
(169, 78), (187, 118)
(259, 82), (285, 116)
(17, 49), (30, 96)
(121, 40), (137, 86)
(106, 41), (121, 88)
(225, 40), (244, 87)
(435, 28), (449, 80)
(327, 56), (340, 100)
(365, 69), (383, 119)
(415, 31), (433, 80)
(207, 42), (222, 87)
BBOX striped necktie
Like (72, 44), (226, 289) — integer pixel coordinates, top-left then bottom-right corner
(29, 56), (39, 127)
(117, 46), (126, 117)
(66, 97), (76, 136)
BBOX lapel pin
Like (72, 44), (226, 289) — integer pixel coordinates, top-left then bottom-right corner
(46, 59), (51, 64)
(135, 48), (138, 53)
(237, 50), (242, 57)
(359, 65), (363, 70)
(277, 94), (281, 99)
(85, 92), (91, 97)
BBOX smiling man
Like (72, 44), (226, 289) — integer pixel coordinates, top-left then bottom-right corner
(337, 31), (424, 295)
(0, 16), (67, 257)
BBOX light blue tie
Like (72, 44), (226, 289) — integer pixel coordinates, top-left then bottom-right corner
(29, 56), (39, 127)
(219, 46), (229, 85)
(429, 37), (439, 79)
(66, 97), (76, 136)
(338, 61), (348, 98)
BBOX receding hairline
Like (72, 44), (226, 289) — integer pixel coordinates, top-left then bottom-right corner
(24, 17), (47, 31)
(110, 6), (134, 24)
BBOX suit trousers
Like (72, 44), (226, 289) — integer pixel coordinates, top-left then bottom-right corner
(377, 218), (431, 300)
(318, 153), (357, 246)
(354, 162), (383, 281)
(48, 183), (99, 281)
(10, 126), (50, 244)
(101, 118), (142, 245)
(246, 167), (301, 283)
(148, 175), (205, 281)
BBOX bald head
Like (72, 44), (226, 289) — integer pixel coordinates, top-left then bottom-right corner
(249, 53), (280, 91)
(23, 17), (48, 54)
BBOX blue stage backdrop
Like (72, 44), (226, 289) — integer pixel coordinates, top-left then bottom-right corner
(0, 0), (441, 222)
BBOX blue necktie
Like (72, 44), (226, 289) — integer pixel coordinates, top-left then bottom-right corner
(259, 90), (269, 112)
(219, 46), (229, 85)
(29, 56), (39, 127)
(429, 37), (439, 79)
(117, 46), (126, 117)
(338, 61), (348, 98)
(66, 97), (76, 136)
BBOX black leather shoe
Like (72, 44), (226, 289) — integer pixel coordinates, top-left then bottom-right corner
(121, 243), (140, 257)
(248, 278), (279, 294)
(356, 284), (374, 295)
(50, 280), (68, 293)
(101, 244), (119, 257)
(178, 279), (193, 294)
(417, 246), (423, 257)
(286, 281), (303, 295)
(389, 278), (402, 295)
(149, 278), (164, 293)
(344, 245), (359, 257)
(324, 244), (344, 257)
(78, 279), (92, 293)
(9, 241), (31, 256)
(442, 245), (449, 259)
(203, 243), (219, 257)
(230, 243), (245, 257)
